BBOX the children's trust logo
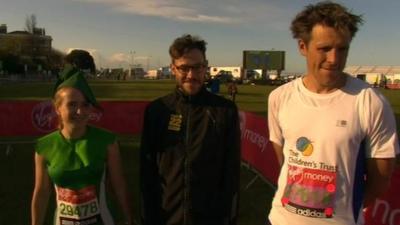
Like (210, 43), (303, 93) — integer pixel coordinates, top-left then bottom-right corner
(296, 137), (314, 156)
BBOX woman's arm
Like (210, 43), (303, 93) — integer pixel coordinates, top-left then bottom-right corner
(107, 142), (133, 225)
(31, 152), (51, 225)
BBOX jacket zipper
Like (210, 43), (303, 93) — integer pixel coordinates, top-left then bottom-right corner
(183, 100), (191, 225)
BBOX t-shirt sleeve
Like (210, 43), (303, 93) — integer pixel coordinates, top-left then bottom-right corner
(268, 89), (283, 147)
(362, 88), (400, 158)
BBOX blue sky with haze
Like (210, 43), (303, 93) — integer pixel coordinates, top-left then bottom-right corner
(2, 0), (400, 72)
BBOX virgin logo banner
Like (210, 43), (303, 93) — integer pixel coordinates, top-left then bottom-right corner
(239, 111), (280, 185)
(0, 101), (280, 184)
(0, 100), (149, 136)
(364, 168), (400, 225)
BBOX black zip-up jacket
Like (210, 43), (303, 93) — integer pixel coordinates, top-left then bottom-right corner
(140, 87), (241, 225)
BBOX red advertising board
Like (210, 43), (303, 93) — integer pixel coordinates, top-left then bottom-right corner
(387, 83), (400, 90)
(239, 111), (280, 185)
(0, 100), (149, 136)
(364, 168), (400, 225)
(1, 101), (282, 186)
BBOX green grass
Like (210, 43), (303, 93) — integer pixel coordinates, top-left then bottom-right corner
(1, 80), (399, 225)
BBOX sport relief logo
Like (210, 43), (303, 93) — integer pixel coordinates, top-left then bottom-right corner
(31, 101), (103, 133)
(32, 101), (57, 133)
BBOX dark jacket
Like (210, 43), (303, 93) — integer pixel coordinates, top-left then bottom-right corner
(140, 87), (241, 225)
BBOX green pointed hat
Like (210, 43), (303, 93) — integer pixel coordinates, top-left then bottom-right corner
(54, 64), (100, 108)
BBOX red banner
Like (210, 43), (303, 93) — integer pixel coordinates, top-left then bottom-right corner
(0, 101), (286, 184)
(239, 111), (280, 185)
(364, 168), (400, 225)
(387, 84), (400, 89)
(0, 100), (149, 136)
(1, 101), (282, 185)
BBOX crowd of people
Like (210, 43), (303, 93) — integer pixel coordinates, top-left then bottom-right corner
(31, 2), (399, 225)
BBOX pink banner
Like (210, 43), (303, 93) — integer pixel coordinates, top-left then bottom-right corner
(239, 111), (280, 185)
(0, 101), (282, 185)
(387, 84), (400, 89)
(0, 100), (148, 136)
(364, 168), (400, 225)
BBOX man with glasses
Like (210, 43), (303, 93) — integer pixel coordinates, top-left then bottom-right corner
(140, 34), (241, 225)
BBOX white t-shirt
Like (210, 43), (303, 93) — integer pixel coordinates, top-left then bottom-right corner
(268, 75), (399, 225)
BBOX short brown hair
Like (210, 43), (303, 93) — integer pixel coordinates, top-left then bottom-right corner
(291, 1), (363, 43)
(169, 34), (207, 62)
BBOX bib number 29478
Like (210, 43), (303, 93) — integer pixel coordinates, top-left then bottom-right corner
(56, 185), (100, 225)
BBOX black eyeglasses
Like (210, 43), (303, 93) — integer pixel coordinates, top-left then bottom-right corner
(174, 63), (206, 74)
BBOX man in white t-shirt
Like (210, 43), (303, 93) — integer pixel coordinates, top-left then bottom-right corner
(267, 2), (399, 225)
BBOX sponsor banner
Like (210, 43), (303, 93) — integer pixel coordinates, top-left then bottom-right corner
(1, 101), (281, 185)
(387, 84), (400, 89)
(0, 100), (149, 136)
(0, 101), (51, 136)
(95, 101), (149, 134)
(364, 168), (400, 225)
(239, 111), (280, 185)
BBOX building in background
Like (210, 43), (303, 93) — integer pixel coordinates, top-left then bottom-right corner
(0, 24), (55, 74)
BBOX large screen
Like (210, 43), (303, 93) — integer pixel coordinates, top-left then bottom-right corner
(243, 50), (285, 70)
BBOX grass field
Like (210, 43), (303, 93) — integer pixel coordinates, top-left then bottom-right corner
(0, 79), (399, 225)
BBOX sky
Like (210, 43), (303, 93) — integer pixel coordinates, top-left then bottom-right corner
(2, 0), (400, 73)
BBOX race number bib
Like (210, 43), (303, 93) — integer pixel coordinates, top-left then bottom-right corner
(56, 185), (100, 225)
(281, 165), (337, 218)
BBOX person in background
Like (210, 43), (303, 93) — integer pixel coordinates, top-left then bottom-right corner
(31, 50), (133, 225)
(267, 2), (399, 225)
(140, 34), (241, 225)
(64, 49), (96, 75)
(227, 80), (238, 102)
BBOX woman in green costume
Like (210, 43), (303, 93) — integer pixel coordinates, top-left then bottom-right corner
(31, 50), (133, 225)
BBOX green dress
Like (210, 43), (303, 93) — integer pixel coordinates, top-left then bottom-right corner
(36, 126), (116, 225)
